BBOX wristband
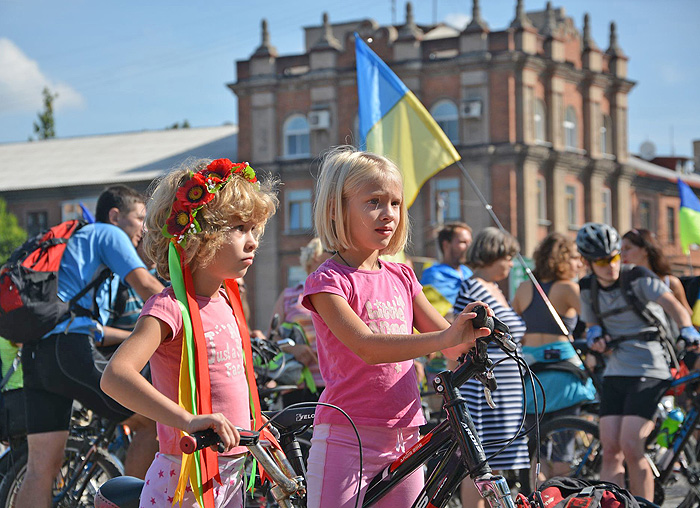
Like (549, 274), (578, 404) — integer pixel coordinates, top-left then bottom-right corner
(586, 325), (603, 348)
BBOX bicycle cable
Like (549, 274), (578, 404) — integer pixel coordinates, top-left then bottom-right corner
(255, 401), (364, 508)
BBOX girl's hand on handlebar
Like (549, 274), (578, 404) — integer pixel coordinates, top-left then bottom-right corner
(451, 301), (494, 349)
(185, 413), (240, 453)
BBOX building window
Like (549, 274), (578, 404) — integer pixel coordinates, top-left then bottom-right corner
(602, 188), (612, 225)
(601, 115), (613, 155)
(283, 115), (310, 158)
(565, 185), (578, 229)
(667, 206), (676, 244)
(286, 189), (313, 232)
(564, 106), (578, 150)
(287, 265), (307, 288)
(431, 100), (459, 145)
(61, 198), (97, 222)
(536, 177), (548, 225)
(639, 201), (652, 230)
(434, 177), (461, 223)
(26, 211), (48, 236)
(534, 99), (547, 143)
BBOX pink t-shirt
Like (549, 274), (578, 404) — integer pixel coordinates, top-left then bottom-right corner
(141, 287), (251, 456)
(302, 259), (425, 428)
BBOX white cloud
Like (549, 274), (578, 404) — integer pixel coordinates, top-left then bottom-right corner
(0, 38), (84, 114)
(443, 13), (471, 30)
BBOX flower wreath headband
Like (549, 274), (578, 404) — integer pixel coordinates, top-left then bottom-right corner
(162, 158), (258, 244)
(160, 159), (275, 508)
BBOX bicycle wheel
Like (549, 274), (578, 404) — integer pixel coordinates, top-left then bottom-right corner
(0, 437), (122, 508)
(668, 435), (700, 508)
(533, 416), (602, 482)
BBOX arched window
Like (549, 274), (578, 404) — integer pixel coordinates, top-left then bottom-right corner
(431, 100), (459, 145)
(601, 115), (613, 155)
(564, 106), (578, 150)
(283, 114), (310, 158)
(534, 99), (547, 143)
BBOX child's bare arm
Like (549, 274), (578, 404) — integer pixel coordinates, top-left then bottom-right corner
(101, 316), (240, 450)
(309, 292), (489, 364)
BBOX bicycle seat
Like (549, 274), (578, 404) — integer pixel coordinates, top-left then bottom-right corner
(95, 475), (144, 508)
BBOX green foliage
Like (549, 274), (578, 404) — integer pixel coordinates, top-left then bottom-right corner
(166, 119), (191, 130)
(0, 198), (27, 264)
(32, 87), (58, 140)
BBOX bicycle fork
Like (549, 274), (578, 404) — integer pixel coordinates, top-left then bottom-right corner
(246, 441), (306, 508)
(474, 474), (515, 508)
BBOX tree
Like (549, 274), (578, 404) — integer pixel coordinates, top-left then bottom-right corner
(166, 119), (191, 130)
(0, 199), (27, 264)
(33, 87), (58, 140)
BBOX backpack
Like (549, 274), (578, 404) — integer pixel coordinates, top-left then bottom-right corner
(0, 220), (111, 344)
(516, 477), (641, 508)
(585, 265), (680, 369)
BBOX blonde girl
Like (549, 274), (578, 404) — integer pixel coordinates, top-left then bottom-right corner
(102, 158), (277, 508)
(301, 146), (490, 508)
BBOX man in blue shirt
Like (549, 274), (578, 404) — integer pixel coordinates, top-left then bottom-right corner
(421, 222), (473, 319)
(17, 185), (165, 508)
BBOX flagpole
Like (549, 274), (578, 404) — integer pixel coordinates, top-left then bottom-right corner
(455, 159), (570, 337)
(688, 250), (695, 276)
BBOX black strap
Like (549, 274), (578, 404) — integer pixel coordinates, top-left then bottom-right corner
(68, 268), (113, 320)
(530, 360), (588, 382)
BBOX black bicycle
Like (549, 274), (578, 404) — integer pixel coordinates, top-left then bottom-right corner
(0, 407), (124, 508)
(534, 367), (700, 507)
(96, 305), (535, 507)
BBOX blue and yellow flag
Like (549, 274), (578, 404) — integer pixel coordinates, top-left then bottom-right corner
(355, 33), (461, 208)
(678, 179), (700, 254)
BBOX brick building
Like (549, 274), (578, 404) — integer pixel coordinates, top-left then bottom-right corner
(230, 1), (700, 328)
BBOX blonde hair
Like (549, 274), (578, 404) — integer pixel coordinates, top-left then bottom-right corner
(300, 238), (324, 274)
(144, 158), (278, 280)
(313, 146), (409, 256)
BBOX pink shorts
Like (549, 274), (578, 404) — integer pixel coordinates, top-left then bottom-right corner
(306, 423), (424, 508)
(140, 452), (245, 508)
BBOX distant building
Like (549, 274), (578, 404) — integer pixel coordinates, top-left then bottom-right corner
(231, 1), (700, 327)
(0, 126), (238, 235)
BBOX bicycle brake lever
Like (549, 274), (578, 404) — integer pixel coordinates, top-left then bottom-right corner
(475, 372), (498, 409)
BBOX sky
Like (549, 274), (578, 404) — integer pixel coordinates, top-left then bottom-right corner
(0, 0), (698, 158)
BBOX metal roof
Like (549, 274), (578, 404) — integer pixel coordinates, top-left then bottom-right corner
(0, 125), (238, 192)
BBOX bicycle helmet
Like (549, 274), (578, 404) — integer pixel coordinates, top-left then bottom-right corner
(575, 222), (621, 260)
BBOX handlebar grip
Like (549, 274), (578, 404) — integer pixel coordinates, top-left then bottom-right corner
(472, 305), (494, 332)
(181, 429), (224, 454)
(180, 428), (261, 455)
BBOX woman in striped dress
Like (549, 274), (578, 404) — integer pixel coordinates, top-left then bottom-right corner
(455, 227), (528, 508)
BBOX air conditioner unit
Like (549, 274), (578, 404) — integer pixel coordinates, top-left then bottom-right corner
(308, 110), (331, 130)
(461, 100), (482, 119)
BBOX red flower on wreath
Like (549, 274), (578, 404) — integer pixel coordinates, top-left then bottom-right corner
(166, 203), (194, 238)
(175, 173), (213, 209)
(200, 158), (234, 185)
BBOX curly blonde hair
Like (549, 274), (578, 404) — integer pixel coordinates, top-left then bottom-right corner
(144, 158), (278, 280)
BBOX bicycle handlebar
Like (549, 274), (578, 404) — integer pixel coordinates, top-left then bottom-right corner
(472, 305), (517, 353)
(180, 428), (259, 454)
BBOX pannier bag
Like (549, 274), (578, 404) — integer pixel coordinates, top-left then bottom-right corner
(516, 477), (641, 508)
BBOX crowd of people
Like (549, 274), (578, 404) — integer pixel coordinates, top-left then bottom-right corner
(1, 145), (699, 507)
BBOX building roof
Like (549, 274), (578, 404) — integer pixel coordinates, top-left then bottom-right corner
(0, 125), (238, 192)
(628, 155), (700, 188)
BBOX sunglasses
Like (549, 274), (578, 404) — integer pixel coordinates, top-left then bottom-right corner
(593, 253), (621, 267)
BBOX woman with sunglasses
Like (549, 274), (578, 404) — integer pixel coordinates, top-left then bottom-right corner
(575, 223), (699, 500)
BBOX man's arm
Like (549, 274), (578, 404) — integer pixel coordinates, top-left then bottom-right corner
(657, 291), (693, 329)
(124, 267), (165, 301)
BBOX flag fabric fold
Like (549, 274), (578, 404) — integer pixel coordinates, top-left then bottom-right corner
(355, 33), (460, 208)
(678, 179), (700, 254)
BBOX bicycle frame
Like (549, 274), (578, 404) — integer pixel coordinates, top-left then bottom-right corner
(654, 369), (700, 493)
(363, 339), (515, 508)
(53, 419), (119, 506)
